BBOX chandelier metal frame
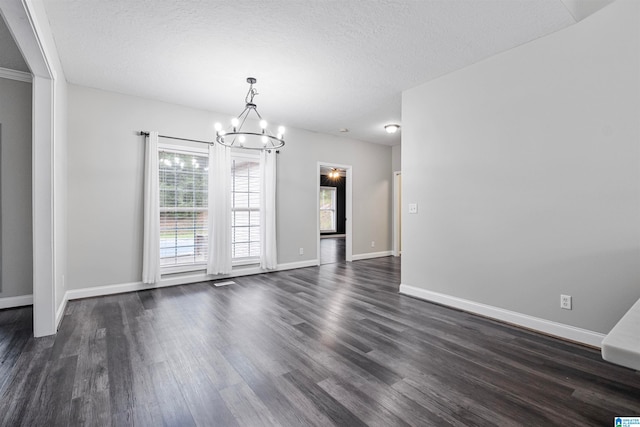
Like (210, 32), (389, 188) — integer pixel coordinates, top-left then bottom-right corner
(215, 77), (285, 151)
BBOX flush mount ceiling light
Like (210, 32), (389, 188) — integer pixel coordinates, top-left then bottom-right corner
(215, 77), (285, 151)
(384, 124), (401, 134)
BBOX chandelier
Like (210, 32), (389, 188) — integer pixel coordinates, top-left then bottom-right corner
(215, 77), (285, 151)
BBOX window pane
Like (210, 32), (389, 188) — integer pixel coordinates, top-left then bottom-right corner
(320, 187), (336, 210)
(249, 226), (260, 242)
(249, 210), (260, 226)
(319, 187), (337, 232)
(250, 242), (260, 257)
(159, 149), (209, 268)
(234, 211), (249, 226)
(160, 211), (208, 266)
(233, 242), (249, 259)
(249, 178), (260, 193)
(234, 192), (249, 208)
(320, 210), (335, 232)
(234, 226), (249, 243)
(231, 156), (261, 260)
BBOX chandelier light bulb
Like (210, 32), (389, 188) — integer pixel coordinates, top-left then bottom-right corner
(218, 130), (226, 136)
(231, 117), (239, 128)
(214, 122), (222, 132)
(260, 120), (268, 129)
(262, 135), (268, 145)
(278, 126), (285, 135)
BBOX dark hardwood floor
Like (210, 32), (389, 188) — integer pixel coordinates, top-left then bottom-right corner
(0, 257), (638, 426)
(320, 236), (345, 265)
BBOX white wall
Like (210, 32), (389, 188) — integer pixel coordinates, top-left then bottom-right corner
(67, 84), (392, 291)
(392, 144), (401, 172)
(401, 0), (639, 336)
(0, 77), (32, 298)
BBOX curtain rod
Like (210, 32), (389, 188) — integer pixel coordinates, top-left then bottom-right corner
(139, 131), (212, 145)
(138, 131), (281, 153)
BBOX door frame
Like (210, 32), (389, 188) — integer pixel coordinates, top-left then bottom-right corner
(393, 170), (402, 257)
(1, 0), (58, 337)
(317, 162), (352, 263)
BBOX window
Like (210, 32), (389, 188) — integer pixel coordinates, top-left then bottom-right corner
(159, 147), (208, 270)
(320, 186), (337, 233)
(231, 154), (261, 261)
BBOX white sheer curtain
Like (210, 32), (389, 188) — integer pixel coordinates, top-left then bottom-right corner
(142, 131), (161, 284)
(260, 150), (277, 270)
(207, 143), (232, 275)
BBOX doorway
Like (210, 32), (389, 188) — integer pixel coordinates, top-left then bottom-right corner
(317, 162), (352, 265)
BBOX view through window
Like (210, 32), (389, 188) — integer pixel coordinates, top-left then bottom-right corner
(320, 186), (337, 232)
(159, 149), (208, 268)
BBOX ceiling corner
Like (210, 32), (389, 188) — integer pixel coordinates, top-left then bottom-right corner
(559, 0), (617, 22)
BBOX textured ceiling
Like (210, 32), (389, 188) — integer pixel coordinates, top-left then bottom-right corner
(0, 13), (29, 72)
(41, 0), (590, 146)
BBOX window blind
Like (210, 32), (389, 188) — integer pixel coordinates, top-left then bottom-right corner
(159, 149), (209, 268)
(231, 156), (261, 260)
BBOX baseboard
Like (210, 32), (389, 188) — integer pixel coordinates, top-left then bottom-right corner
(399, 284), (605, 348)
(66, 259), (321, 301)
(0, 294), (33, 309)
(351, 251), (393, 261)
(55, 294), (68, 330)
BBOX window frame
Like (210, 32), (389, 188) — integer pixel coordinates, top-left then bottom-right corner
(158, 142), (209, 275)
(319, 186), (338, 233)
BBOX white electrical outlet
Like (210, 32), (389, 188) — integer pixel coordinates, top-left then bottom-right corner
(561, 294), (572, 310)
(408, 203), (418, 214)
(371, 241), (375, 248)
(299, 247), (304, 255)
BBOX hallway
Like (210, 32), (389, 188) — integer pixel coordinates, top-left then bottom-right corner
(320, 236), (345, 265)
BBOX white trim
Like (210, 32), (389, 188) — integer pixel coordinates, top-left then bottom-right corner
(601, 297), (640, 371)
(55, 293), (68, 329)
(0, 67), (32, 83)
(0, 294), (33, 309)
(399, 284), (605, 348)
(161, 263), (207, 275)
(65, 259), (320, 301)
(158, 141), (207, 155)
(351, 251), (393, 261)
(232, 258), (260, 267)
(392, 170), (401, 257)
(2, 0), (58, 337)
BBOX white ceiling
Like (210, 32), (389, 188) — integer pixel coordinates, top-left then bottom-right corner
(39, 0), (612, 146)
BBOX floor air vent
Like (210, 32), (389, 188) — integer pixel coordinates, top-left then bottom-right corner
(213, 280), (236, 287)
